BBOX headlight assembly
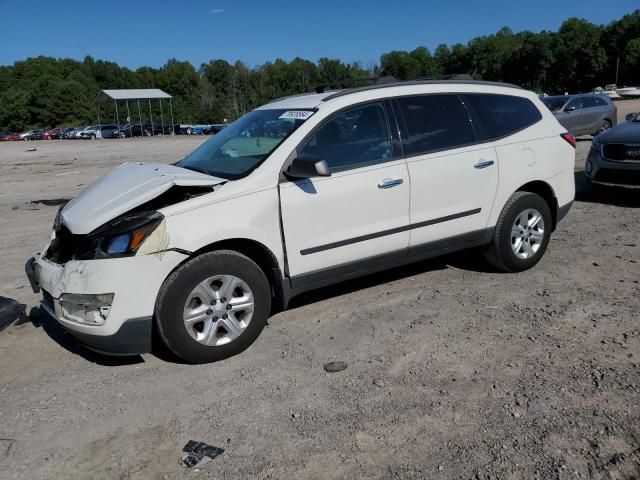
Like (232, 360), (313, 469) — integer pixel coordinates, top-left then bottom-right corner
(89, 211), (163, 258)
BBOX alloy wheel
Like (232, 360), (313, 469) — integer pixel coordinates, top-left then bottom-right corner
(511, 208), (545, 259)
(182, 275), (254, 346)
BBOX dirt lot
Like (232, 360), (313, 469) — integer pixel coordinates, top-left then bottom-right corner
(1, 101), (639, 480)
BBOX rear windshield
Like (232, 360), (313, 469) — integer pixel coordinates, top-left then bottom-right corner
(178, 109), (313, 180)
(541, 97), (568, 112)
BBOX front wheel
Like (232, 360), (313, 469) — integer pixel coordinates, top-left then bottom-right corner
(484, 192), (552, 272)
(155, 250), (271, 363)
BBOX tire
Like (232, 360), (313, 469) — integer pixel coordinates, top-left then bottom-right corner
(484, 192), (552, 273)
(155, 250), (271, 363)
(90, 134), (96, 140)
(595, 119), (611, 135)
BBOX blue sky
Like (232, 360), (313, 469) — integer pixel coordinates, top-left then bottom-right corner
(0, 0), (637, 69)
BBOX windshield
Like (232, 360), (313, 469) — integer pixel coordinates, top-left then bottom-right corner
(178, 109), (314, 179)
(542, 97), (568, 112)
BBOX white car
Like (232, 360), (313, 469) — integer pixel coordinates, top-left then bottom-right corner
(26, 80), (575, 363)
(80, 125), (120, 139)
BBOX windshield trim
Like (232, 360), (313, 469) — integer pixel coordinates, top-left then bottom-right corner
(177, 108), (316, 180)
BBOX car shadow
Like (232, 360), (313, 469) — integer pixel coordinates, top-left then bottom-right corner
(287, 252), (497, 309)
(574, 172), (640, 208)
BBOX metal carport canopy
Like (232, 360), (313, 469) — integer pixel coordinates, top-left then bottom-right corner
(95, 89), (172, 103)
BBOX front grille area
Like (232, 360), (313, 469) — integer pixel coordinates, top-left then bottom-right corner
(602, 143), (640, 161)
(594, 168), (640, 186)
(45, 225), (97, 264)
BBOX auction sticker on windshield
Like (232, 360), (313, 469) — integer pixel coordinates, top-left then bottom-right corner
(278, 110), (314, 120)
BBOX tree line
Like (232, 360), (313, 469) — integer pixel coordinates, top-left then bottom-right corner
(0, 10), (638, 132)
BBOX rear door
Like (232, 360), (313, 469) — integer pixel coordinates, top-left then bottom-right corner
(280, 101), (411, 282)
(392, 94), (499, 251)
(580, 96), (603, 134)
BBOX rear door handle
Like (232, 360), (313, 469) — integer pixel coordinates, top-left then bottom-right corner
(474, 159), (495, 169)
(378, 178), (404, 189)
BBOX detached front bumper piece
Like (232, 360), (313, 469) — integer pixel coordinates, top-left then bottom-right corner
(25, 248), (188, 356)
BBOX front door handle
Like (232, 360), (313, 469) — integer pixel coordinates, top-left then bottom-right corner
(474, 159), (495, 169)
(378, 178), (404, 189)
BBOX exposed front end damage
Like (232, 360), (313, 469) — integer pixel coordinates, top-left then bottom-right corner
(26, 162), (221, 355)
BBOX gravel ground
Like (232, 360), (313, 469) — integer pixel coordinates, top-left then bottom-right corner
(0, 101), (639, 480)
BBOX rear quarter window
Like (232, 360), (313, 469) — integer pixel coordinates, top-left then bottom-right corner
(463, 94), (542, 140)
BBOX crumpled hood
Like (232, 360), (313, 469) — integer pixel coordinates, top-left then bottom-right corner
(597, 119), (640, 144)
(61, 162), (225, 234)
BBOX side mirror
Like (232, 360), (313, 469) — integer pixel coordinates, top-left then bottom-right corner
(286, 154), (331, 179)
(565, 105), (577, 112)
(625, 112), (638, 121)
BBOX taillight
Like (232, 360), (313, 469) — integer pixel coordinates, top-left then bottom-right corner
(561, 132), (576, 148)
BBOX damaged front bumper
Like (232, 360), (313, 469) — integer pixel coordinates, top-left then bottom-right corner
(26, 248), (188, 356)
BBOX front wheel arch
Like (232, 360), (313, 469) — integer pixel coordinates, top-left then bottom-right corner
(162, 238), (285, 313)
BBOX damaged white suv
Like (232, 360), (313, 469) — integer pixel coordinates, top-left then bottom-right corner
(26, 80), (575, 363)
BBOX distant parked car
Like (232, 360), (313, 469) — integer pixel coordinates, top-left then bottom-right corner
(541, 94), (617, 136)
(43, 127), (65, 140)
(0, 132), (21, 141)
(115, 122), (174, 137)
(80, 125), (120, 139)
(24, 129), (46, 140)
(115, 123), (146, 138)
(64, 127), (82, 139)
(586, 111), (640, 187)
(72, 126), (94, 139)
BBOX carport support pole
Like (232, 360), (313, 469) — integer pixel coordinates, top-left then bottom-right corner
(126, 101), (132, 138)
(97, 104), (101, 128)
(114, 101), (120, 134)
(169, 98), (174, 135)
(137, 100), (143, 137)
(148, 98), (154, 136)
(159, 99), (165, 135)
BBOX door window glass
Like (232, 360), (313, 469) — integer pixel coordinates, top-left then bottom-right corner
(566, 98), (582, 110)
(395, 95), (475, 155)
(299, 103), (392, 171)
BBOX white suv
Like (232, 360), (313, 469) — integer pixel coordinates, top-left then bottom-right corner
(26, 80), (575, 363)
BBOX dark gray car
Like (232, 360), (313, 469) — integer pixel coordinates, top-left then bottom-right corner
(542, 94), (617, 136)
(585, 112), (640, 186)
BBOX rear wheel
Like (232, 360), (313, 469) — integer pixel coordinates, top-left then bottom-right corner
(484, 192), (552, 272)
(155, 250), (271, 363)
(595, 119), (611, 135)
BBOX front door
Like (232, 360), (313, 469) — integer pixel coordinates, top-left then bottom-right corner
(279, 102), (411, 283)
(562, 97), (585, 135)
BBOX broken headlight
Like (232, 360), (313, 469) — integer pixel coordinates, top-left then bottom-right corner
(90, 211), (163, 258)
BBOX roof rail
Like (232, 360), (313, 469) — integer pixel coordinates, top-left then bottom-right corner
(321, 78), (522, 102)
(314, 76), (398, 94)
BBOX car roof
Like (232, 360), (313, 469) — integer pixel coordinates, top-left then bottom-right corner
(258, 79), (525, 111)
(544, 93), (609, 100)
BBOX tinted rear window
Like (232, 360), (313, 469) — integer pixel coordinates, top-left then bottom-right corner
(465, 94), (542, 140)
(395, 94), (475, 155)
